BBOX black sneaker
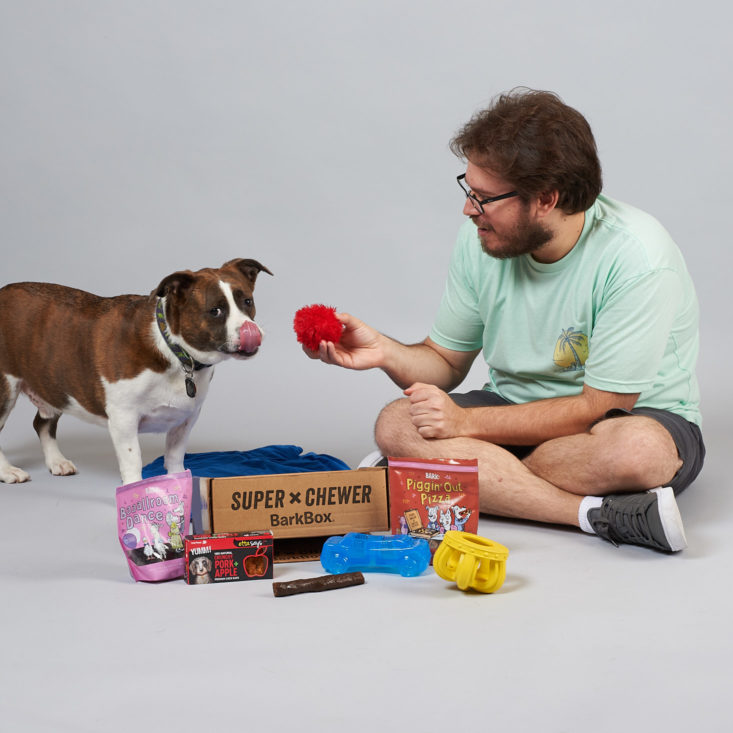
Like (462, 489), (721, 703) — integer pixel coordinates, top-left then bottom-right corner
(587, 487), (687, 552)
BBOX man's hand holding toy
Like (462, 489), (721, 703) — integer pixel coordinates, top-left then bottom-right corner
(294, 304), (384, 370)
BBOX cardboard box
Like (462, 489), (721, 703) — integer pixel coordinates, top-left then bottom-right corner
(185, 531), (274, 584)
(191, 468), (389, 562)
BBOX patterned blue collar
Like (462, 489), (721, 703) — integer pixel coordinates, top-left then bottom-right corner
(155, 298), (211, 398)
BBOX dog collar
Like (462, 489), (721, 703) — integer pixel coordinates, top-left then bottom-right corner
(155, 298), (211, 398)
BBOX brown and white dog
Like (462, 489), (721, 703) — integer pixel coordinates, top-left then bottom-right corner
(0, 258), (272, 486)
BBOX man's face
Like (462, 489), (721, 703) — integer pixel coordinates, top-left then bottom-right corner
(462, 161), (553, 259)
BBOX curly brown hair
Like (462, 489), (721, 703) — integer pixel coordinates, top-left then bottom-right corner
(450, 88), (602, 214)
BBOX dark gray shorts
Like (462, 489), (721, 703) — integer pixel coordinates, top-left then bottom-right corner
(449, 390), (705, 494)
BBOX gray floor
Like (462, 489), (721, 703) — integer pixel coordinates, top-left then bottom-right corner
(0, 411), (729, 732)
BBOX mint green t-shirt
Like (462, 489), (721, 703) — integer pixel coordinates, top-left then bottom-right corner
(429, 194), (701, 426)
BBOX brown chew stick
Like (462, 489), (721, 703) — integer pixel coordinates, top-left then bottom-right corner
(272, 572), (365, 597)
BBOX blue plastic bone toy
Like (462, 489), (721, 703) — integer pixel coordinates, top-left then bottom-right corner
(320, 532), (431, 577)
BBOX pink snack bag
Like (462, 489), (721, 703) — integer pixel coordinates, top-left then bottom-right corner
(116, 470), (192, 582)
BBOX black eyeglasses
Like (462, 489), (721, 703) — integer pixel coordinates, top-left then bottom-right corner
(457, 174), (518, 214)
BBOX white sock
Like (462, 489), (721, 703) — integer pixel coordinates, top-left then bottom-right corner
(578, 496), (603, 534)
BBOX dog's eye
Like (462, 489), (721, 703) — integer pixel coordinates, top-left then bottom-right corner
(209, 307), (224, 318)
(243, 298), (253, 307)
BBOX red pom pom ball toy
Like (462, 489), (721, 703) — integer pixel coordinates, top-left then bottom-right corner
(293, 304), (343, 351)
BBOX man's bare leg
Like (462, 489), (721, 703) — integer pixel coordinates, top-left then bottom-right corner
(375, 399), (683, 530)
(375, 398), (583, 527)
(523, 415), (682, 495)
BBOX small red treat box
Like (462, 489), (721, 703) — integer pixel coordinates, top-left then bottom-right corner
(185, 531), (274, 585)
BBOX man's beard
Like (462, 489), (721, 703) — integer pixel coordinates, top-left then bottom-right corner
(473, 212), (553, 259)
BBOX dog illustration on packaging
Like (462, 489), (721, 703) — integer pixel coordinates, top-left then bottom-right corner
(189, 555), (213, 584)
(452, 505), (472, 532)
(439, 508), (452, 534)
(425, 505), (440, 532)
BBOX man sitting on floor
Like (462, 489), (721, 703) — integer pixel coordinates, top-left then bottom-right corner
(304, 88), (705, 553)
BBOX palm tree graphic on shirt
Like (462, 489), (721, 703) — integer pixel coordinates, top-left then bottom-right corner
(553, 327), (589, 370)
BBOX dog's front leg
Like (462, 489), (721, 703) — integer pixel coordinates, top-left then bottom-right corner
(107, 411), (144, 485)
(164, 408), (201, 475)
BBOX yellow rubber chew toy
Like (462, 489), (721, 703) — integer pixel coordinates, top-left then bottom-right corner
(433, 531), (509, 593)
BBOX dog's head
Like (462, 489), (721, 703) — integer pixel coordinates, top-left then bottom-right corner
(189, 555), (213, 576)
(155, 259), (273, 364)
(453, 505), (467, 520)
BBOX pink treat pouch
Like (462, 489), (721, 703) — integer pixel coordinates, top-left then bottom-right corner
(116, 470), (192, 582)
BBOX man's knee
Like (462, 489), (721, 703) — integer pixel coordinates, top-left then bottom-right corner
(590, 415), (682, 487)
(374, 397), (414, 455)
(524, 415), (683, 494)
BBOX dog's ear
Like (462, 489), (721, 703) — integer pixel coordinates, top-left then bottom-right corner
(155, 271), (196, 298)
(224, 258), (274, 284)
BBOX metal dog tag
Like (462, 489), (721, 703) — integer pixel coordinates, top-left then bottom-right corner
(185, 377), (197, 398)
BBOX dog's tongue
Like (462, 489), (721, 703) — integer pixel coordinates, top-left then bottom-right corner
(239, 321), (262, 354)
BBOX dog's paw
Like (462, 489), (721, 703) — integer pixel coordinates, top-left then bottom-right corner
(0, 465), (31, 483)
(48, 459), (77, 477)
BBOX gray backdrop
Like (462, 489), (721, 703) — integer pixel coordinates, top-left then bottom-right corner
(2, 5), (733, 732)
(1, 0), (729, 467)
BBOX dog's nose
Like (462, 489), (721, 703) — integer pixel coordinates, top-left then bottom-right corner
(239, 320), (262, 354)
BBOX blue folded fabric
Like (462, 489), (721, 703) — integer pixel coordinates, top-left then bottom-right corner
(141, 445), (351, 478)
